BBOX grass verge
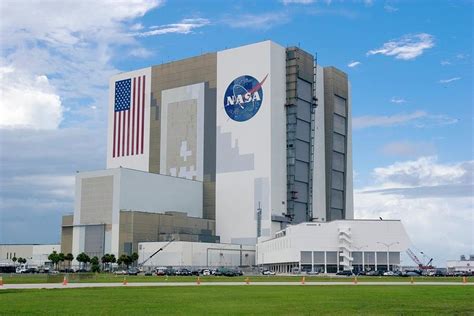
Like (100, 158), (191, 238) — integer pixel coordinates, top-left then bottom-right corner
(1, 285), (473, 315)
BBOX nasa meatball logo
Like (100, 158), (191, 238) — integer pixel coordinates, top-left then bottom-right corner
(224, 74), (268, 122)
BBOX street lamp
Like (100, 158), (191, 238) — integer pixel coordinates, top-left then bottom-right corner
(377, 241), (399, 272)
(351, 245), (368, 272)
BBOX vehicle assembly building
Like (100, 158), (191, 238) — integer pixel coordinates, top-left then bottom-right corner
(57, 40), (410, 272)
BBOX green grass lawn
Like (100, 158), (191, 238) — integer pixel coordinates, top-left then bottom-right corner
(1, 285), (473, 315)
(1, 273), (472, 284)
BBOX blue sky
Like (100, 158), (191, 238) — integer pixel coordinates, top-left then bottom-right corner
(0, 0), (472, 265)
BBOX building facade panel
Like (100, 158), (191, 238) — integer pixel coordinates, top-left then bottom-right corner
(216, 41), (286, 244)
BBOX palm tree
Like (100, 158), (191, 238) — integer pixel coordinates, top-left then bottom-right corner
(65, 253), (74, 270)
(48, 251), (61, 270)
(12, 256), (17, 266)
(76, 252), (91, 271)
(58, 253), (65, 271)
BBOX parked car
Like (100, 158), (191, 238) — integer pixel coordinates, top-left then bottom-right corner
(114, 269), (127, 275)
(402, 271), (421, 277)
(128, 268), (139, 275)
(155, 267), (167, 276)
(202, 269), (211, 276)
(366, 270), (383, 276)
(383, 271), (396, 276)
(336, 270), (353, 276)
(306, 271), (319, 275)
(262, 270), (276, 276)
(176, 268), (191, 276)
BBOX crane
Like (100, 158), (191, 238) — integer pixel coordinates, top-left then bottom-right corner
(406, 248), (434, 270)
(139, 238), (175, 268)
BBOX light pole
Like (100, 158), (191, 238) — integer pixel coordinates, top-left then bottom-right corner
(352, 245), (368, 272)
(377, 242), (399, 271)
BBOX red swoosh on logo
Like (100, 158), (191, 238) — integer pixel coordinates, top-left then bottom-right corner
(248, 74), (268, 95)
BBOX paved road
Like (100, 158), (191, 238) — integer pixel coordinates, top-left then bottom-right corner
(1, 281), (472, 290)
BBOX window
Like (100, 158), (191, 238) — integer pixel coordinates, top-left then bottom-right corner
(301, 251), (312, 264)
(333, 133), (345, 153)
(333, 114), (346, 135)
(331, 189), (343, 209)
(331, 170), (344, 190)
(297, 79), (312, 102)
(332, 152), (345, 172)
(313, 251), (325, 264)
(352, 252), (363, 264)
(296, 121), (310, 142)
(331, 208), (343, 220)
(334, 95), (346, 116)
(295, 140), (310, 162)
(326, 252), (338, 264)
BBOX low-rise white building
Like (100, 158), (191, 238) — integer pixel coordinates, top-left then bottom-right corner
(256, 220), (411, 273)
(138, 241), (255, 268)
(0, 244), (60, 267)
(447, 255), (474, 274)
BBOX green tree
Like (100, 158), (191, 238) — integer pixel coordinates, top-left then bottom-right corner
(65, 253), (74, 269)
(90, 256), (99, 265)
(12, 256), (17, 266)
(48, 251), (61, 270)
(118, 254), (132, 269)
(131, 252), (139, 266)
(58, 253), (65, 270)
(90, 256), (100, 273)
(101, 254), (110, 271)
(76, 252), (91, 271)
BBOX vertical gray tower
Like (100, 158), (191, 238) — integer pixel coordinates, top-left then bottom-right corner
(285, 47), (317, 223)
(323, 67), (352, 221)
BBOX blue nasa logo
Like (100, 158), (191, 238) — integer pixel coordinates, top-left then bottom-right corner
(224, 74), (268, 122)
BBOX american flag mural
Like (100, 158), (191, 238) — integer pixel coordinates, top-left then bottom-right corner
(113, 75), (146, 157)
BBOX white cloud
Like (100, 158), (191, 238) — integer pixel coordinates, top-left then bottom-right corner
(384, 4), (399, 12)
(380, 141), (436, 158)
(367, 33), (434, 60)
(0, 0), (163, 129)
(440, 60), (451, 66)
(371, 156), (470, 188)
(353, 111), (425, 129)
(353, 111), (457, 129)
(224, 12), (290, 30)
(0, 67), (62, 129)
(439, 77), (461, 84)
(390, 97), (406, 104)
(136, 18), (210, 37)
(281, 0), (315, 4)
(363, 0), (374, 6)
(355, 157), (474, 265)
(129, 47), (153, 58)
(347, 61), (361, 68)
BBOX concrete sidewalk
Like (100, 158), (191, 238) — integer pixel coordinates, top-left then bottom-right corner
(1, 281), (472, 290)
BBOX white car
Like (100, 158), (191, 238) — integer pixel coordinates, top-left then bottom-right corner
(383, 271), (396, 276)
(262, 270), (276, 275)
(202, 269), (211, 276)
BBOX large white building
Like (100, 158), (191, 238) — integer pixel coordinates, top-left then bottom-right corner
(62, 40), (409, 271)
(257, 220), (410, 273)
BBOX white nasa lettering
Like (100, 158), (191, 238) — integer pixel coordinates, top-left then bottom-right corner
(244, 93), (252, 102)
(252, 92), (261, 102)
(226, 91), (261, 107)
(226, 96), (235, 105)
